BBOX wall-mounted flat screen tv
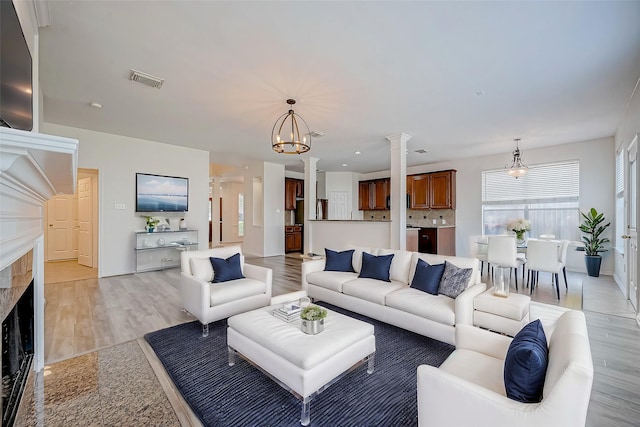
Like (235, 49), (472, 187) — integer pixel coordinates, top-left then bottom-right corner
(136, 173), (188, 212)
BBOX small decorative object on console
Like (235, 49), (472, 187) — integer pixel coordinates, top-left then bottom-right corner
(300, 305), (327, 335)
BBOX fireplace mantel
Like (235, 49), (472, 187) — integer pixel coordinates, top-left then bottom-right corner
(0, 127), (78, 272)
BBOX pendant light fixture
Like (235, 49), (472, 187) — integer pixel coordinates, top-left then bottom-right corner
(271, 99), (311, 154)
(506, 138), (528, 178)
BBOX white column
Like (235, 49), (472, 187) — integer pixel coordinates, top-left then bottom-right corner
(34, 235), (45, 372)
(211, 179), (221, 247)
(386, 133), (411, 250)
(303, 157), (319, 254)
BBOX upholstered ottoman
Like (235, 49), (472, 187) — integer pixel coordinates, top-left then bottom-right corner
(227, 305), (375, 426)
(473, 289), (530, 336)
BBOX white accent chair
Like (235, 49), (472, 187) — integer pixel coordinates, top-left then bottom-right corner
(417, 309), (593, 427)
(180, 246), (272, 336)
(487, 235), (526, 290)
(526, 239), (564, 299)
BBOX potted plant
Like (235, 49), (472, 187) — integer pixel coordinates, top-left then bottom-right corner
(578, 208), (610, 277)
(300, 305), (327, 335)
(144, 216), (160, 232)
(507, 218), (531, 244)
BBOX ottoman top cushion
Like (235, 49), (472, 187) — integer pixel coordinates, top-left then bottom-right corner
(228, 306), (374, 370)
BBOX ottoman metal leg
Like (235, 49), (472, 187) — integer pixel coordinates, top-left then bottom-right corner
(301, 398), (311, 426)
(228, 347), (236, 366)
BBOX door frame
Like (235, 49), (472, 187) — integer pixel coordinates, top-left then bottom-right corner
(625, 135), (639, 317)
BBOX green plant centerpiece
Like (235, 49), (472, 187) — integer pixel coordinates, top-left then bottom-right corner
(144, 216), (160, 232)
(300, 305), (327, 335)
(578, 208), (610, 277)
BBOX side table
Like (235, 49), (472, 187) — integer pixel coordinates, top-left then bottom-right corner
(473, 289), (530, 336)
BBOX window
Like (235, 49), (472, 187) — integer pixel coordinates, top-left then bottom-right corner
(615, 149), (624, 253)
(482, 160), (580, 241)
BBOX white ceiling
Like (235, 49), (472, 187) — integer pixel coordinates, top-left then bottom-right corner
(39, 1), (640, 174)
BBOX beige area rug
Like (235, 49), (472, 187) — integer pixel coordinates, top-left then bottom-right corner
(44, 260), (98, 284)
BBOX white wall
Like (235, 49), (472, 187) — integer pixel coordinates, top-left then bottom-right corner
(220, 181), (243, 242)
(41, 122), (209, 277)
(242, 161), (285, 257)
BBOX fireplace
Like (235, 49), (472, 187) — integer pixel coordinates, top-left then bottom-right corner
(2, 281), (34, 426)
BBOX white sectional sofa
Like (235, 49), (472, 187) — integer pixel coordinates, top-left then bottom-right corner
(301, 248), (487, 345)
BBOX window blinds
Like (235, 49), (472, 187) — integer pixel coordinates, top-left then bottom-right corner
(616, 149), (624, 195)
(482, 160), (580, 203)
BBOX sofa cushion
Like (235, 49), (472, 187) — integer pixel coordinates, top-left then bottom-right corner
(359, 252), (394, 282)
(190, 257), (214, 282)
(385, 287), (456, 325)
(504, 319), (548, 403)
(209, 278), (267, 306)
(342, 278), (405, 305)
(347, 247), (374, 273)
(409, 253), (480, 289)
(324, 248), (356, 272)
(306, 270), (358, 293)
(210, 253), (245, 283)
(378, 249), (413, 283)
(410, 259), (445, 295)
(438, 261), (473, 298)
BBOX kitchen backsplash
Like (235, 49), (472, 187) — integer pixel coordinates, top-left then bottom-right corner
(363, 209), (455, 226)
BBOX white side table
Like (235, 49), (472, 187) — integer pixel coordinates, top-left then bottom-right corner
(473, 289), (530, 336)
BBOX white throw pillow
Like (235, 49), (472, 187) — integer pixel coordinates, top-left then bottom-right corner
(190, 258), (214, 282)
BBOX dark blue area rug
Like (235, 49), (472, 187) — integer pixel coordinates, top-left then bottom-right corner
(144, 302), (454, 426)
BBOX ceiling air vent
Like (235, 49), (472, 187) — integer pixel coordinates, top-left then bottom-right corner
(414, 149), (430, 154)
(129, 69), (164, 89)
(309, 131), (325, 138)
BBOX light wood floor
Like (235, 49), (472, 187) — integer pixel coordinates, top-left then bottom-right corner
(42, 256), (640, 426)
(45, 259), (98, 284)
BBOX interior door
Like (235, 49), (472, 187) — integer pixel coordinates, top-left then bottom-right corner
(77, 177), (93, 267)
(329, 191), (349, 220)
(46, 195), (77, 261)
(627, 138), (638, 311)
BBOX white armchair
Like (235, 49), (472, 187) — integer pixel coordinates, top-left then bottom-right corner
(417, 309), (593, 427)
(180, 246), (272, 336)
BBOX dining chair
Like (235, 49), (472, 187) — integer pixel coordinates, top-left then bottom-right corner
(487, 235), (526, 289)
(559, 240), (569, 289)
(469, 235), (489, 277)
(526, 238), (563, 299)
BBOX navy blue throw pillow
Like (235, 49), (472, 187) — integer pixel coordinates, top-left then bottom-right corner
(209, 253), (245, 283)
(504, 319), (549, 403)
(324, 248), (356, 272)
(358, 252), (394, 282)
(410, 259), (445, 295)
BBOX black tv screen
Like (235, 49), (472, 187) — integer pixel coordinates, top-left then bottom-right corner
(136, 173), (189, 212)
(0, 0), (33, 131)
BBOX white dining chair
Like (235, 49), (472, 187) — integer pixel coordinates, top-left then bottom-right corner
(487, 235), (526, 290)
(526, 238), (564, 299)
(559, 240), (569, 289)
(469, 235), (489, 277)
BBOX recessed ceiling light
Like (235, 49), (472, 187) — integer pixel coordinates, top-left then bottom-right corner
(89, 102), (102, 108)
(475, 90), (485, 97)
(354, 151), (361, 155)
(342, 163), (348, 167)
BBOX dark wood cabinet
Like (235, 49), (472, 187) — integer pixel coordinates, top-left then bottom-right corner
(409, 174), (430, 209)
(285, 225), (302, 253)
(358, 178), (390, 210)
(409, 169), (456, 210)
(285, 178), (303, 211)
(358, 181), (372, 210)
(418, 227), (455, 256)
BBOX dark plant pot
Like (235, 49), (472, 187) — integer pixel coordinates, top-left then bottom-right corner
(585, 255), (602, 277)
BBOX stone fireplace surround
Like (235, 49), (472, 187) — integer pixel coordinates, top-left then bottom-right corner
(0, 127), (78, 421)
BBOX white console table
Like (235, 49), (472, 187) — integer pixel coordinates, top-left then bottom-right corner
(134, 229), (198, 272)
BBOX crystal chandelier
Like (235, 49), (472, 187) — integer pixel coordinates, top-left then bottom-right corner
(271, 99), (311, 154)
(506, 138), (528, 178)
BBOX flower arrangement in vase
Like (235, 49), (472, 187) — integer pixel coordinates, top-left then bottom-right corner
(300, 305), (327, 335)
(143, 216), (160, 232)
(507, 218), (531, 244)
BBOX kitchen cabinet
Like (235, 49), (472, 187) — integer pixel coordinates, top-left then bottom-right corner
(408, 169), (456, 210)
(285, 225), (302, 253)
(358, 178), (390, 210)
(418, 227), (455, 256)
(285, 178), (303, 211)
